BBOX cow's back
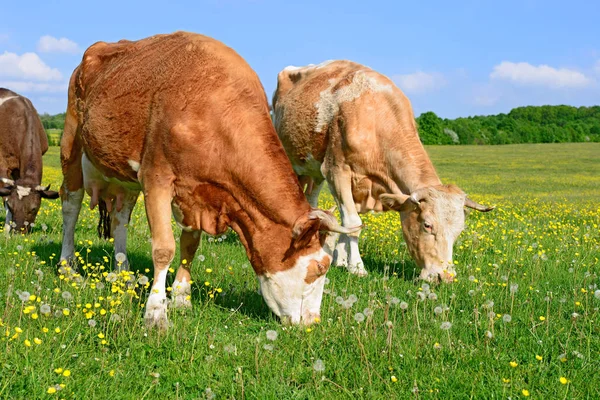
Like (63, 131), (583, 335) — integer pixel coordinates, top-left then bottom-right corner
(0, 88), (47, 183)
(73, 31), (271, 183)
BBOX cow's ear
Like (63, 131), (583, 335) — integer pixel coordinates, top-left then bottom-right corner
(40, 190), (60, 199)
(380, 193), (417, 212)
(291, 215), (321, 251)
(0, 187), (12, 197)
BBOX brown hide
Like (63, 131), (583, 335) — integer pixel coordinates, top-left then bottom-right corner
(65, 32), (324, 275)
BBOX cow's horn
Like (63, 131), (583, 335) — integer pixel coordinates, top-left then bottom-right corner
(465, 197), (495, 212)
(409, 187), (430, 204)
(309, 209), (362, 234)
(1, 178), (15, 187)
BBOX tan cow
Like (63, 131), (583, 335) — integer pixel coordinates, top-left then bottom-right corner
(59, 32), (357, 329)
(272, 60), (493, 282)
(0, 88), (59, 234)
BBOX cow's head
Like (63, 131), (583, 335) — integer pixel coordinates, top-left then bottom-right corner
(257, 209), (358, 325)
(380, 185), (493, 283)
(0, 178), (59, 233)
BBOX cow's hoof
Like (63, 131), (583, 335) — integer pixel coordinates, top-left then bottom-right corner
(347, 263), (368, 277)
(170, 280), (192, 310)
(144, 294), (169, 330)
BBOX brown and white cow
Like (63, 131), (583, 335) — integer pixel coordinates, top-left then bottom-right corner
(272, 60), (493, 282)
(59, 32), (357, 329)
(0, 88), (59, 234)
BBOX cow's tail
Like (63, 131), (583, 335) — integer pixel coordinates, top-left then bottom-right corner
(97, 199), (112, 239)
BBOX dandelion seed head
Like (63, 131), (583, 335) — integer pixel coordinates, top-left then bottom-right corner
(390, 297), (400, 305)
(313, 359), (325, 373)
(88, 319), (97, 327)
(263, 344), (274, 351)
(115, 253), (127, 263)
(503, 314), (512, 323)
(18, 291), (31, 302)
(40, 304), (51, 314)
(266, 330), (278, 341)
(434, 306), (443, 315)
(428, 293), (438, 301)
(399, 301), (409, 310)
(354, 312), (365, 323)
(363, 308), (373, 317)
(440, 321), (452, 330)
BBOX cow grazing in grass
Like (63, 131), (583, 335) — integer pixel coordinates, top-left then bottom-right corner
(272, 60), (493, 282)
(59, 32), (357, 329)
(0, 88), (59, 234)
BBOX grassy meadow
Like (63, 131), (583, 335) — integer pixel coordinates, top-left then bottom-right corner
(1, 143), (599, 399)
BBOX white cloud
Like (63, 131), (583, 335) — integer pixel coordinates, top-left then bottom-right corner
(0, 81), (67, 93)
(0, 51), (62, 81)
(37, 35), (80, 54)
(490, 61), (592, 89)
(393, 71), (446, 94)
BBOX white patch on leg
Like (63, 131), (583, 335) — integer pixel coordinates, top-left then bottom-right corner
(333, 234), (349, 267)
(346, 235), (367, 276)
(258, 249), (329, 325)
(145, 267), (169, 329)
(4, 206), (12, 235)
(59, 188), (84, 264)
(112, 194), (137, 271)
(170, 278), (192, 309)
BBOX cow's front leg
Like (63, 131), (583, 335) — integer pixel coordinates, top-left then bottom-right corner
(143, 185), (175, 330)
(326, 168), (366, 277)
(171, 230), (201, 309)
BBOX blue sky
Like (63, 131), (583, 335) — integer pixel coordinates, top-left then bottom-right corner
(1, 0), (599, 118)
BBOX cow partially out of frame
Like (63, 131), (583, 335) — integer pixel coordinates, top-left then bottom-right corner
(59, 32), (358, 329)
(272, 60), (494, 282)
(0, 88), (59, 234)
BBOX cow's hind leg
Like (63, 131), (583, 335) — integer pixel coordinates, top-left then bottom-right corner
(59, 110), (84, 267)
(171, 230), (201, 309)
(143, 184), (176, 330)
(325, 167), (367, 276)
(111, 190), (140, 271)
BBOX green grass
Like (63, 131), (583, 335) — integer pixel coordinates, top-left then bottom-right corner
(45, 130), (62, 147)
(1, 143), (599, 399)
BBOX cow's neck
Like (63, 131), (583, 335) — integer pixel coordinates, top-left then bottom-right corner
(393, 134), (442, 194)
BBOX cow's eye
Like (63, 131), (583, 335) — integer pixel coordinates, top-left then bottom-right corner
(423, 222), (433, 230)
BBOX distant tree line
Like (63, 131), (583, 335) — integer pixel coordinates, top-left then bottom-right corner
(40, 112), (66, 130)
(416, 105), (600, 145)
(40, 105), (600, 146)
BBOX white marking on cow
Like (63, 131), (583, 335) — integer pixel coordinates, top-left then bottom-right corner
(16, 186), (31, 199)
(59, 188), (84, 263)
(258, 249), (329, 324)
(128, 160), (140, 172)
(1, 178), (15, 185)
(171, 278), (192, 309)
(0, 96), (18, 107)
(145, 266), (169, 328)
(283, 60), (334, 74)
(314, 71), (393, 133)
